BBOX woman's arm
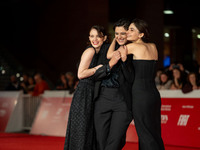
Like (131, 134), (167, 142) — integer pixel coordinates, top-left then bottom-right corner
(77, 47), (102, 80)
(107, 38), (116, 59)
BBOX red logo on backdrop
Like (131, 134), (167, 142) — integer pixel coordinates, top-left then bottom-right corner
(161, 115), (168, 124)
(177, 114), (190, 126)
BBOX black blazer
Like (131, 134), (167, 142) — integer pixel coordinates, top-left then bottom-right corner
(93, 43), (134, 111)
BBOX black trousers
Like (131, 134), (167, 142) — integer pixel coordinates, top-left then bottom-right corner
(94, 87), (132, 150)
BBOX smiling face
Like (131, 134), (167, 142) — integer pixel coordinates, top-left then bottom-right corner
(89, 28), (105, 50)
(127, 23), (144, 42)
(115, 26), (127, 46)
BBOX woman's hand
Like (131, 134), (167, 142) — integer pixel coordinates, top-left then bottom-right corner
(95, 64), (103, 70)
(109, 51), (121, 69)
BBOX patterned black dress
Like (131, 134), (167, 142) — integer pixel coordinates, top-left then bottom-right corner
(64, 49), (99, 150)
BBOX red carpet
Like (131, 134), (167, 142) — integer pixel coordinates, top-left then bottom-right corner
(0, 133), (199, 150)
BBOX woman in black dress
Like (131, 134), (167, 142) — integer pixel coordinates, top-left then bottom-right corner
(120, 19), (165, 150)
(64, 25), (107, 150)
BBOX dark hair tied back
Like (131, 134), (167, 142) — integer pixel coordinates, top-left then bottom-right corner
(131, 18), (150, 42)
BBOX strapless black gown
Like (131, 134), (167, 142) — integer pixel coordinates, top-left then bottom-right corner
(64, 49), (98, 150)
(132, 60), (165, 150)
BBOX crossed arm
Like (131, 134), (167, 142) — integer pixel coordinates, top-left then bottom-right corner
(77, 47), (103, 80)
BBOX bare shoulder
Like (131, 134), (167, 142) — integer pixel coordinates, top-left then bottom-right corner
(126, 43), (141, 50)
(126, 43), (145, 54)
(126, 43), (135, 48)
(148, 43), (157, 49)
(134, 43), (148, 51)
(84, 47), (95, 53)
(79, 47), (96, 62)
(82, 47), (95, 56)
